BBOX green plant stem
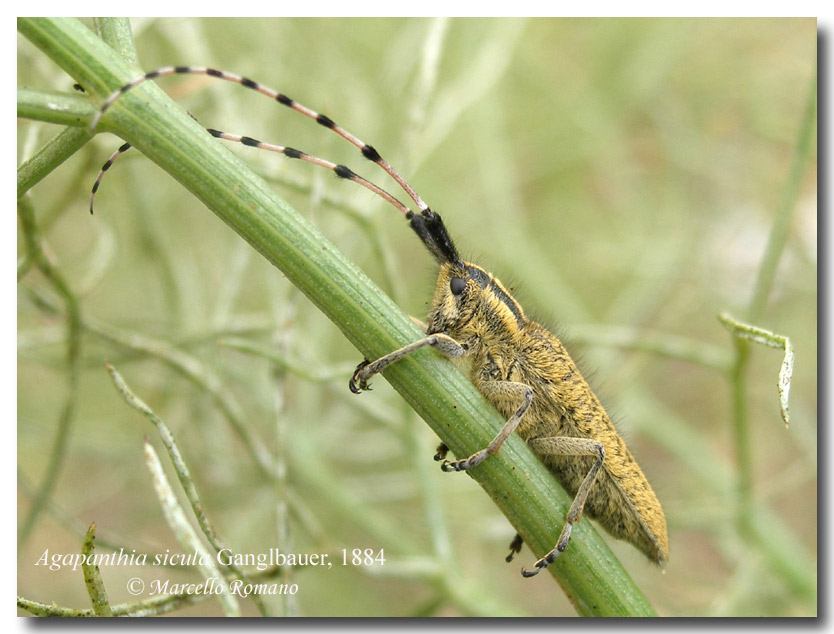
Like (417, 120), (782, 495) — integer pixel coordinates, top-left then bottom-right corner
(727, 68), (816, 538)
(16, 87), (92, 125)
(19, 566), (287, 617)
(92, 17), (139, 64)
(19, 17), (656, 615)
(81, 523), (112, 616)
(719, 313), (793, 427)
(106, 364), (269, 615)
(17, 198), (82, 548)
(91, 320), (278, 479)
(747, 69), (817, 323)
(143, 439), (240, 617)
(18, 592), (204, 617)
(17, 125), (91, 197)
(567, 323), (730, 370)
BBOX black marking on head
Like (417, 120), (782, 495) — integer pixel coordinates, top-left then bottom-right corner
(466, 265), (525, 326)
(408, 209), (462, 266)
(408, 214), (435, 255)
(423, 210), (461, 265)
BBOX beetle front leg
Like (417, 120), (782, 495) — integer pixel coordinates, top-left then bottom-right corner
(349, 333), (466, 393)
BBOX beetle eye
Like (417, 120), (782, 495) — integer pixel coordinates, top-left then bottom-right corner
(450, 276), (466, 296)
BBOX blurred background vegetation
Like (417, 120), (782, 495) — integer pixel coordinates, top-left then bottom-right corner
(18, 17), (816, 616)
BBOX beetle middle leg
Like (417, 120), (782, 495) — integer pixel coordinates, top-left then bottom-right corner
(437, 380), (532, 471)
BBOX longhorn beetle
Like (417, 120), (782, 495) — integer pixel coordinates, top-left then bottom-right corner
(90, 66), (669, 577)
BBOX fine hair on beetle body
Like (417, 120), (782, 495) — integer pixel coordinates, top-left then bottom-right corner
(90, 66), (668, 578)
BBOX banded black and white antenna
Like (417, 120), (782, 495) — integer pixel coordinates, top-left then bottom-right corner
(89, 66), (461, 265)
